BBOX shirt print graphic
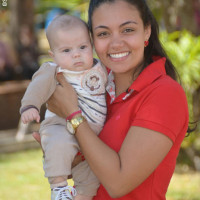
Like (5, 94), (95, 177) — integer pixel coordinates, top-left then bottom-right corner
(81, 69), (105, 95)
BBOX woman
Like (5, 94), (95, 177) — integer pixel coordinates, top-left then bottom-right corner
(36, 0), (189, 199)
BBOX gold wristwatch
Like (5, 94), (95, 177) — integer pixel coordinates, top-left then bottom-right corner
(66, 116), (86, 135)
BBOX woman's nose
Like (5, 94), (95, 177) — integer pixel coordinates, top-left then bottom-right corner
(110, 34), (124, 50)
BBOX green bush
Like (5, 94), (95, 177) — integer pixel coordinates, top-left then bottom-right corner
(160, 30), (200, 128)
(160, 31), (200, 169)
(160, 31), (200, 91)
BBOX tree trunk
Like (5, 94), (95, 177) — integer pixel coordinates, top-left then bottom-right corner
(148, 0), (198, 35)
(177, 0), (197, 34)
(160, 0), (177, 33)
(9, 0), (39, 80)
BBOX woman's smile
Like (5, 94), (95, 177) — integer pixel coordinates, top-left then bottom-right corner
(109, 52), (130, 60)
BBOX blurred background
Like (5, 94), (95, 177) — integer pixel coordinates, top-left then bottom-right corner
(0, 0), (200, 199)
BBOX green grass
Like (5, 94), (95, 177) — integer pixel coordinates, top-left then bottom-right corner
(0, 149), (73, 200)
(0, 149), (200, 200)
(167, 172), (200, 200)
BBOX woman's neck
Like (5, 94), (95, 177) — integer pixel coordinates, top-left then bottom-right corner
(113, 60), (144, 97)
(114, 73), (134, 97)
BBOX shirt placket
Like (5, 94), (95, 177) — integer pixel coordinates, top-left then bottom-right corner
(106, 71), (134, 104)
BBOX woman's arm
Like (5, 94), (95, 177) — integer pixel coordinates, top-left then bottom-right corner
(75, 123), (172, 198)
(48, 73), (173, 198)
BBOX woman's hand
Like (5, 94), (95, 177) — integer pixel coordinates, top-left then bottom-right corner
(32, 132), (45, 156)
(32, 132), (42, 147)
(47, 73), (79, 118)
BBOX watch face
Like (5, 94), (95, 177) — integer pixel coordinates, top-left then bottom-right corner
(66, 121), (75, 135)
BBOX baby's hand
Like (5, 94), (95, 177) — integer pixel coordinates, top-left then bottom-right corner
(21, 108), (40, 124)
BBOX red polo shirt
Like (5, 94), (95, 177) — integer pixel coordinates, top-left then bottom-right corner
(94, 57), (189, 200)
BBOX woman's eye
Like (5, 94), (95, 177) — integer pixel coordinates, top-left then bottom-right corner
(80, 45), (87, 49)
(63, 49), (70, 52)
(97, 32), (109, 37)
(123, 28), (134, 33)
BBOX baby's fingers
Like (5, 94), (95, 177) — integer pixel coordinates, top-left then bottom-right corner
(35, 114), (40, 123)
(21, 115), (28, 124)
(31, 111), (40, 123)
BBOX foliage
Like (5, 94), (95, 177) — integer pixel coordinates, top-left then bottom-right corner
(160, 31), (200, 169)
(160, 30), (200, 91)
(36, 0), (88, 11)
(160, 30), (200, 122)
(35, 0), (89, 20)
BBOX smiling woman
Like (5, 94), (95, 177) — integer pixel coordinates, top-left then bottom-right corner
(92, 2), (151, 82)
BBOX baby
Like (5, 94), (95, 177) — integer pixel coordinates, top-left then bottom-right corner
(20, 15), (107, 200)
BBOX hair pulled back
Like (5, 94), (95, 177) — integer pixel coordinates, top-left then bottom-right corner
(88, 0), (178, 80)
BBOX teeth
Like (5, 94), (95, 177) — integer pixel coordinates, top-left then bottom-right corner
(110, 52), (129, 58)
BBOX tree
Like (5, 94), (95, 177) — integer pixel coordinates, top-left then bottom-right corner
(9, 0), (39, 80)
(148, 0), (199, 35)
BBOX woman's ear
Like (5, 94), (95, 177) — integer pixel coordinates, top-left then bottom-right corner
(145, 25), (151, 41)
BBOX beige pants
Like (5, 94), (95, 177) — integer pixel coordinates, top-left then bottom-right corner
(40, 116), (100, 196)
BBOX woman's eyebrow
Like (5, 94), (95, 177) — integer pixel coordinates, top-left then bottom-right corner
(94, 25), (108, 30)
(120, 21), (138, 27)
(94, 21), (137, 30)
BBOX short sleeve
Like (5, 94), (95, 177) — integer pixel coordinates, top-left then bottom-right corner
(132, 79), (189, 142)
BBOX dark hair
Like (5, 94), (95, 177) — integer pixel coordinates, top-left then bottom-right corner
(88, 0), (178, 81)
(88, 0), (196, 134)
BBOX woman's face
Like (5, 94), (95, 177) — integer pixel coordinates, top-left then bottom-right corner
(92, 0), (151, 75)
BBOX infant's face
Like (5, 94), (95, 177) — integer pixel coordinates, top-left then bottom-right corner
(51, 26), (93, 71)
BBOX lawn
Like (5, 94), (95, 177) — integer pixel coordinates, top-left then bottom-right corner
(0, 149), (200, 200)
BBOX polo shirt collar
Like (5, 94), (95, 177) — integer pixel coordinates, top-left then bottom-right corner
(106, 57), (166, 103)
(129, 57), (166, 92)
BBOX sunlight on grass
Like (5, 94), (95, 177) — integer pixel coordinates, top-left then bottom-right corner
(0, 149), (200, 200)
(166, 172), (200, 200)
(0, 149), (73, 200)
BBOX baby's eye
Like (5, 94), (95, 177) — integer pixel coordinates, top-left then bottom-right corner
(63, 49), (70, 52)
(80, 45), (87, 50)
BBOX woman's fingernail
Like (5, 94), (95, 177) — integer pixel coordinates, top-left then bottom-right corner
(57, 72), (62, 75)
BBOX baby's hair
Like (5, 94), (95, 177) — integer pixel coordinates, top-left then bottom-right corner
(46, 15), (89, 49)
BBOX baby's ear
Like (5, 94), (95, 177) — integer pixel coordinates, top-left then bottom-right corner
(48, 50), (54, 58)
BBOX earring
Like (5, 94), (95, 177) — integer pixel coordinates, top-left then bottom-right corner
(144, 40), (149, 47)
